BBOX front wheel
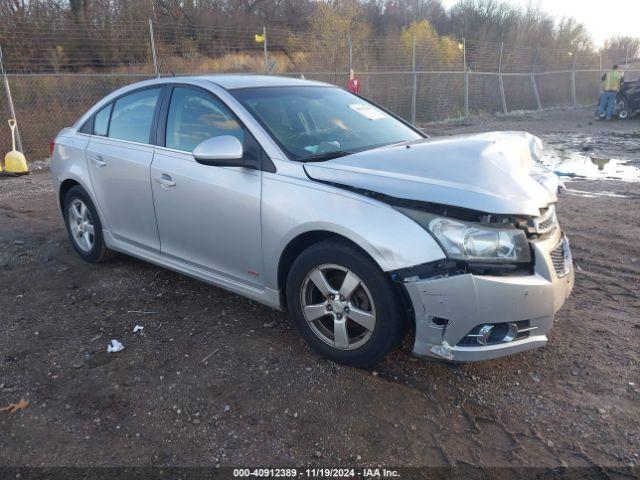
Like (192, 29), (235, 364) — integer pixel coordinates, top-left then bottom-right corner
(286, 240), (407, 368)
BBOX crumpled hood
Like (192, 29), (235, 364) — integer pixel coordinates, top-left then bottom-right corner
(304, 131), (559, 217)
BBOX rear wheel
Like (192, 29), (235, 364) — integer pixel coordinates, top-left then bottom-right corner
(286, 240), (407, 368)
(63, 185), (114, 263)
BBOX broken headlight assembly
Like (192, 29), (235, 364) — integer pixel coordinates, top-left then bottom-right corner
(397, 208), (531, 264)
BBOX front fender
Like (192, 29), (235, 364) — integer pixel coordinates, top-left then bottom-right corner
(261, 173), (445, 290)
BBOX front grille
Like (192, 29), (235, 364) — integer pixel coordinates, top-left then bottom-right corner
(550, 237), (571, 277)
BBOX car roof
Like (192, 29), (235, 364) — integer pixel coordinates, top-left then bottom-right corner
(72, 74), (335, 130)
(202, 74), (332, 90)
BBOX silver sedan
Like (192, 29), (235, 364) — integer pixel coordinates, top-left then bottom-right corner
(51, 75), (574, 367)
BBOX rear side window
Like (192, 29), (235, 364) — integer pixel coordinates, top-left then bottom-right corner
(94, 104), (112, 136)
(165, 87), (244, 152)
(108, 88), (161, 144)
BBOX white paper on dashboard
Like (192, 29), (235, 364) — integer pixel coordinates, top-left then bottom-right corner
(348, 103), (389, 120)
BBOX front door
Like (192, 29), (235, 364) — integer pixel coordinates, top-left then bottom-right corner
(86, 87), (162, 251)
(150, 86), (263, 287)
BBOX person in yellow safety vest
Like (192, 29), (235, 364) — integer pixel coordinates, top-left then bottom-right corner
(597, 64), (624, 120)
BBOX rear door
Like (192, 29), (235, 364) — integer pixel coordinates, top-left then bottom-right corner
(150, 85), (263, 287)
(86, 87), (163, 251)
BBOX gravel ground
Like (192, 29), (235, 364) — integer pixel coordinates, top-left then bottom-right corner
(0, 107), (639, 471)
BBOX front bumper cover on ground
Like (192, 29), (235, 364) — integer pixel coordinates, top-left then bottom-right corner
(405, 229), (574, 362)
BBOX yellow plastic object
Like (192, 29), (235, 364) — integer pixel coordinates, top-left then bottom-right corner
(4, 119), (28, 174)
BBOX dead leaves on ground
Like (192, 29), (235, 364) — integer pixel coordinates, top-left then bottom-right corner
(1, 398), (29, 413)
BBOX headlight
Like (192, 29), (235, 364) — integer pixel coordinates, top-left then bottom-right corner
(397, 208), (531, 263)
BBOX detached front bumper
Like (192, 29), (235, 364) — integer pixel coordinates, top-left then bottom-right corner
(404, 229), (574, 362)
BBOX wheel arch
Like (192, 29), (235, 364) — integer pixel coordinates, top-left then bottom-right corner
(276, 229), (412, 313)
(277, 231), (367, 300)
(59, 178), (82, 209)
(57, 176), (109, 238)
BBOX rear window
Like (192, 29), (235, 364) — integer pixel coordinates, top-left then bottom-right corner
(108, 88), (161, 144)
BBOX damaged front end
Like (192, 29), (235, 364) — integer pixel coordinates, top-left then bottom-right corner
(390, 202), (574, 362)
(303, 130), (574, 361)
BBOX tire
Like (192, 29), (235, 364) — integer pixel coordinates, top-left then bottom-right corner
(286, 239), (407, 368)
(63, 185), (114, 263)
(616, 97), (630, 120)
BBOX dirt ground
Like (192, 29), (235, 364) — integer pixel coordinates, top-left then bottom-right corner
(1, 107), (639, 472)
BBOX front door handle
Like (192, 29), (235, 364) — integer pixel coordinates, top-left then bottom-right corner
(153, 173), (176, 188)
(92, 155), (107, 167)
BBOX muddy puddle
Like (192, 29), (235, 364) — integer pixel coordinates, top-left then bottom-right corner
(541, 131), (640, 182)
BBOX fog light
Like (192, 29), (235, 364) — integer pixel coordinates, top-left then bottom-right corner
(502, 323), (519, 343)
(466, 323), (519, 345)
(467, 324), (494, 345)
(460, 321), (538, 347)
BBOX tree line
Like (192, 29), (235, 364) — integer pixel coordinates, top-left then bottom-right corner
(0, 0), (637, 74)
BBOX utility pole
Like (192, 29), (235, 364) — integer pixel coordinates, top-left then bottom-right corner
(0, 43), (22, 152)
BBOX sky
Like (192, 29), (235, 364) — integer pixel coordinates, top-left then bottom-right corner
(440, 0), (639, 47)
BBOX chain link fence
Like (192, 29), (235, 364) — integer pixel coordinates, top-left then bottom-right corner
(1, 19), (638, 160)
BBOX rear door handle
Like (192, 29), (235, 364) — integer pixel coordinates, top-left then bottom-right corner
(91, 155), (107, 167)
(153, 173), (176, 188)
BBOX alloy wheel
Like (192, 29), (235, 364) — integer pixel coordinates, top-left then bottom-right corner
(67, 198), (95, 252)
(300, 263), (376, 350)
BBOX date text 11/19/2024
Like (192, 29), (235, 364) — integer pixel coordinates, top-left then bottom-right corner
(232, 468), (400, 478)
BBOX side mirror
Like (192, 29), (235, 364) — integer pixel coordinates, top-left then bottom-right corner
(193, 135), (246, 167)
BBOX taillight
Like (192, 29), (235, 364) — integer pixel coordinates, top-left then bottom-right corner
(49, 139), (55, 158)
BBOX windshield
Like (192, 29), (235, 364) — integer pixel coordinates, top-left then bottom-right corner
(231, 86), (423, 161)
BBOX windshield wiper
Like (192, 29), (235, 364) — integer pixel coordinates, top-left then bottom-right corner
(299, 150), (354, 163)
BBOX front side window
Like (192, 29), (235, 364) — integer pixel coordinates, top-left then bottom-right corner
(108, 88), (161, 144)
(166, 87), (244, 152)
(94, 103), (112, 136)
(231, 86), (423, 161)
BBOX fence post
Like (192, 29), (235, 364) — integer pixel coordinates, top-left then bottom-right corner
(410, 29), (417, 124)
(531, 47), (542, 110)
(348, 35), (353, 72)
(148, 18), (159, 78)
(0, 43), (22, 153)
(531, 75), (542, 110)
(463, 38), (469, 118)
(599, 49), (602, 73)
(625, 45), (629, 67)
(263, 26), (269, 74)
(570, 53), (577, 107)
(498, 42), (508, 115)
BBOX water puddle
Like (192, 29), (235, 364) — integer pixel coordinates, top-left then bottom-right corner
(544, 132), (640, 157)
(541, 142), (640, 182)
(561, 188), (628, 198)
